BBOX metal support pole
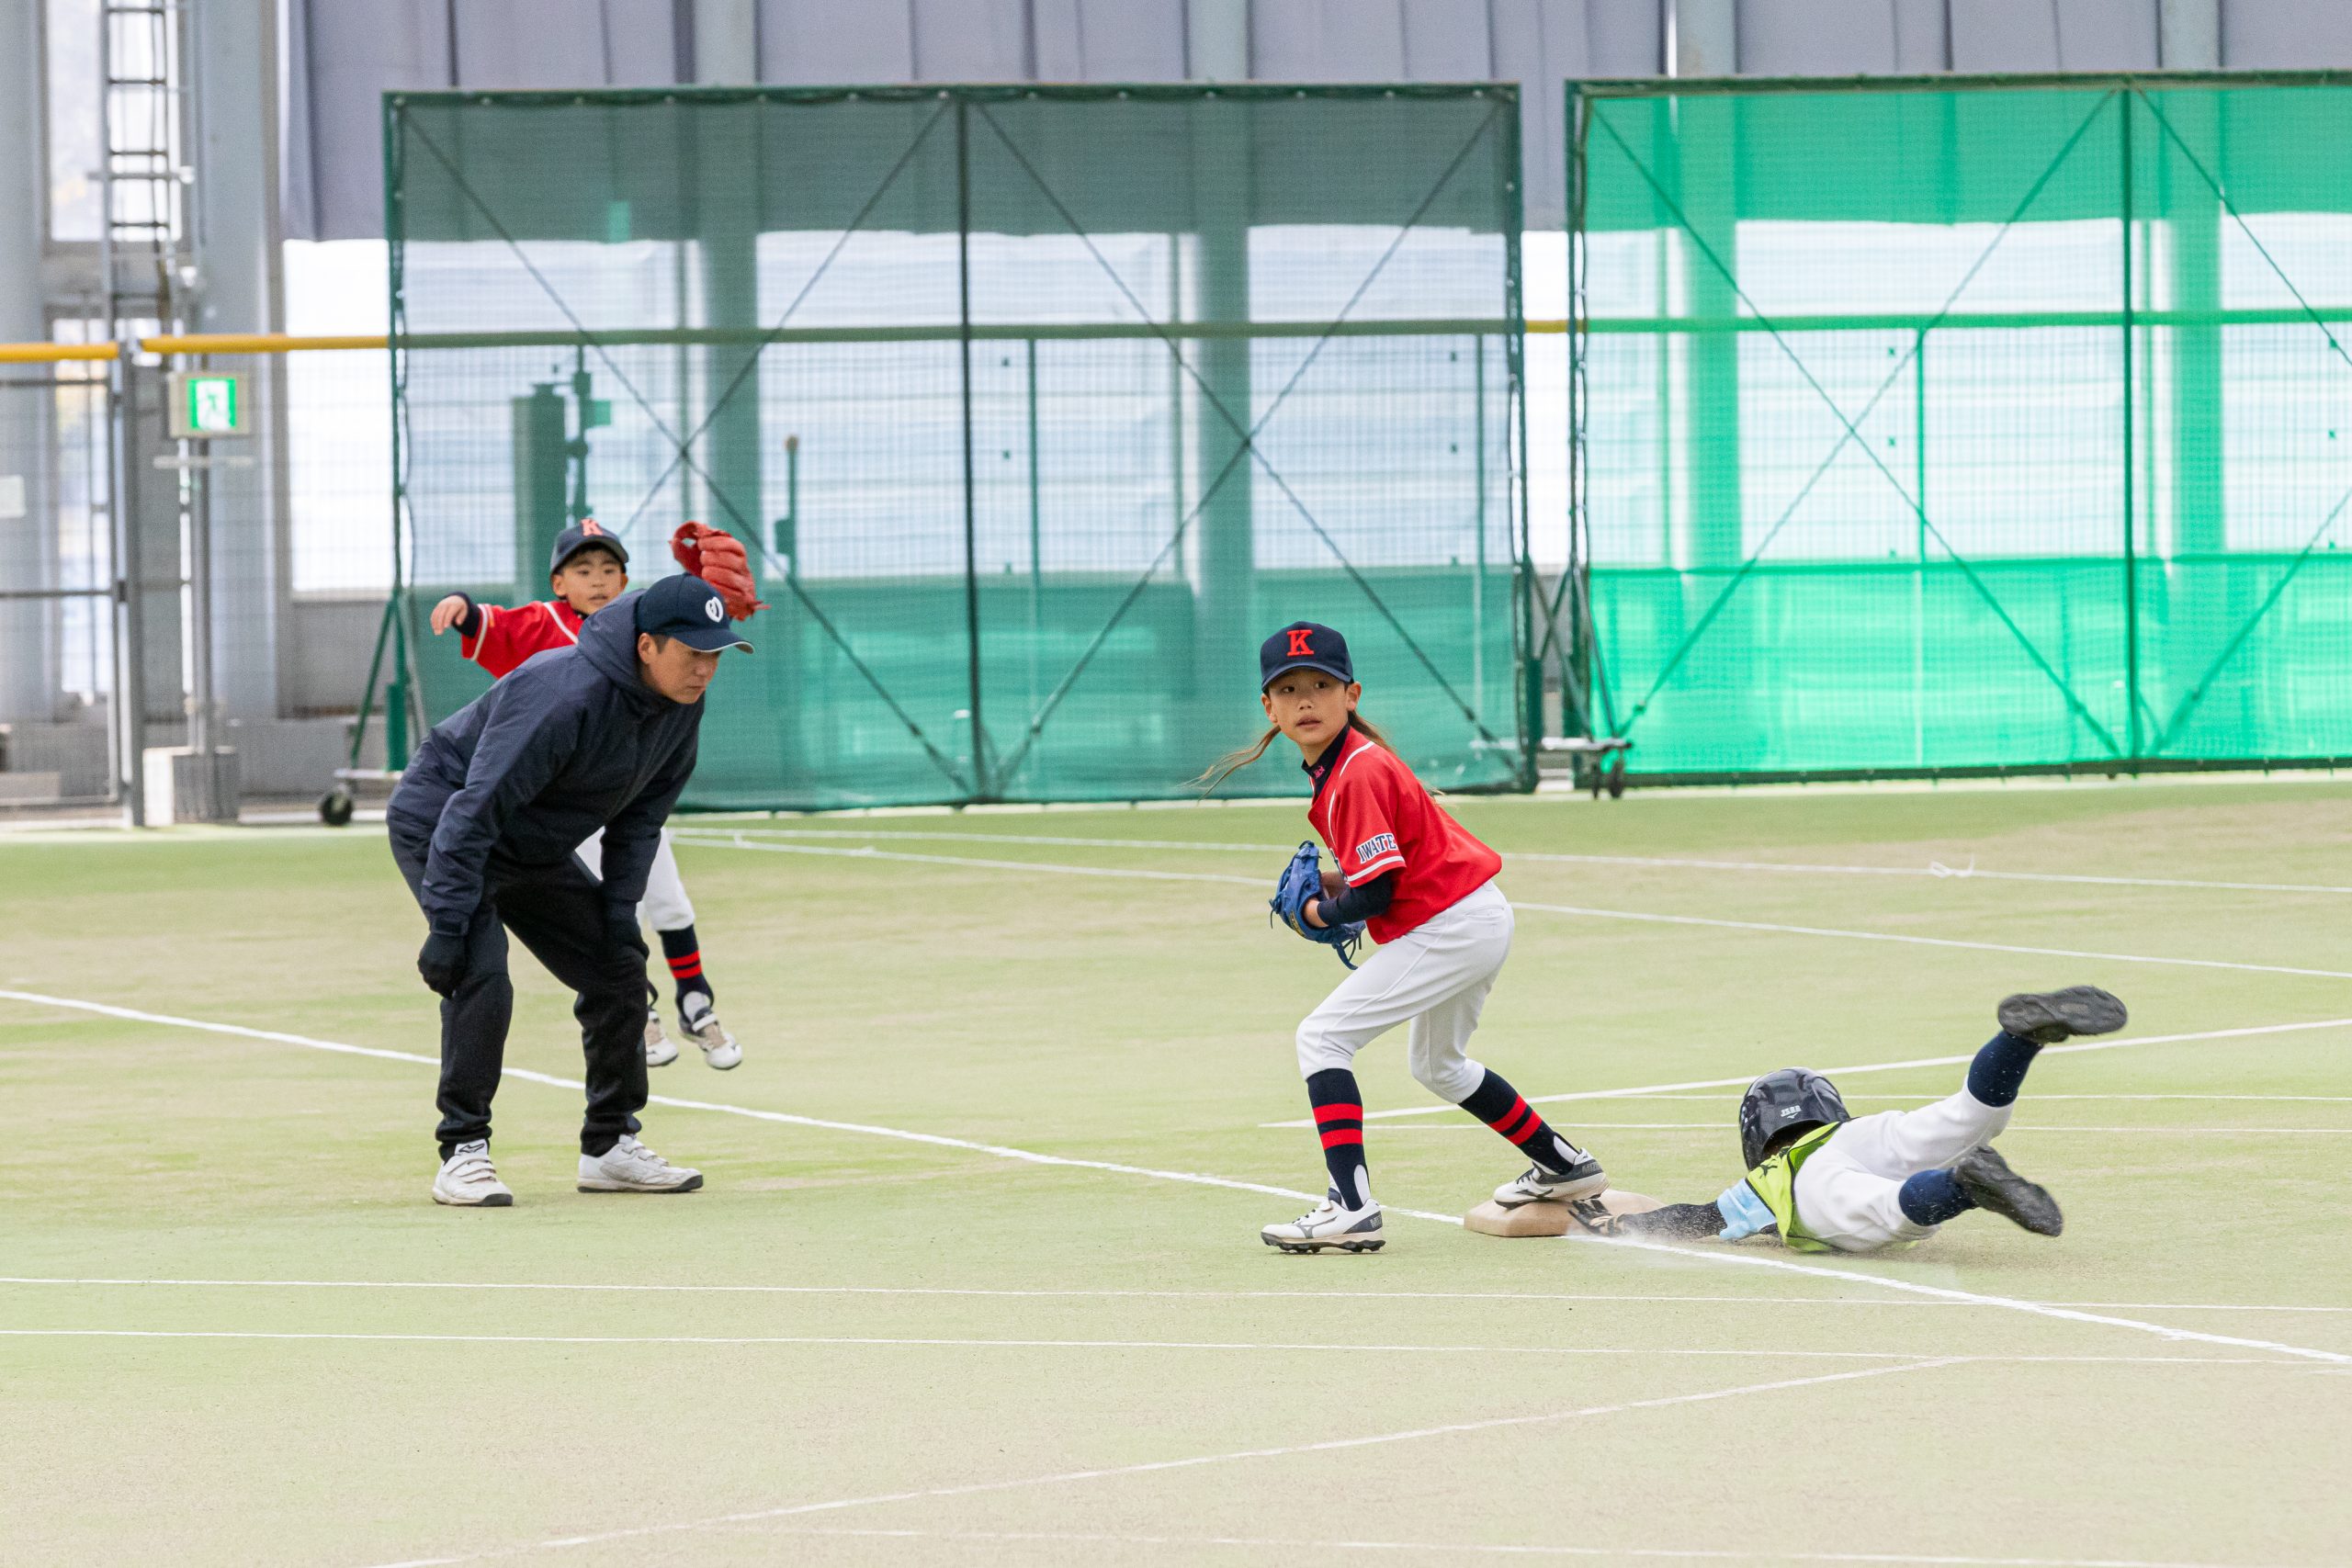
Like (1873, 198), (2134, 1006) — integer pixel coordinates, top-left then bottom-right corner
(956, 97), (989, 800)
(1025, 335), (1042, 716)
(113, 345), (148, 824)
(1913, 325), (1928, 768)
(2120, 93), (2143, 765)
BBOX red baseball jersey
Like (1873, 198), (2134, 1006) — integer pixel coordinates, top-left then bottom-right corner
(460, 598), (586, 680)
(1305, 723), (1503, 945)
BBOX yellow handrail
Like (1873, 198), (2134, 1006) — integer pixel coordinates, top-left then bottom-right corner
(0, 343), (119, 364)
(140, 333), (391, 354)
(3, 322), (1577, 363)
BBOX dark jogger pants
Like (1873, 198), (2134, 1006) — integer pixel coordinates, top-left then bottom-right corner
(390, 818), (648, 1159)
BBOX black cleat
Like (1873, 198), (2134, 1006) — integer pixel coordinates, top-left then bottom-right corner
(1953, 1145), (2063, 1236)
(1997, 986), (2128, 1045)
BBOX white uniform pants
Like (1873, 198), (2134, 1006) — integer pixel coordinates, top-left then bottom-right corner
(1295, 880), (1511, 1103)
(574, 828), (696, 932)
(1792, 1089), (2013, 1253)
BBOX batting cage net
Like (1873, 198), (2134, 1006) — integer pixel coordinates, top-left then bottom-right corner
(385, 85), (1530, 810)
(1567, 74), (2352, 781)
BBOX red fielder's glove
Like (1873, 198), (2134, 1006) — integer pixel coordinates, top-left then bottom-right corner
(670, 522), (768, 621)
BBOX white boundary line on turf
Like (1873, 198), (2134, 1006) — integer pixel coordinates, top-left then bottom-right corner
(722, 1525), (2301, 1568)
(0, 1330), (2290, 1367)
(6, 1278), (2347, 1314)
(1372, 1123), (2352, 1135)
(1595, 1093), (2352, 1104)
(6, 987), (2346, 1368)
(687, 825), (2352, 897)
(1265, 1017), (2352, 1126)
(674, 833), (2352, 982)
(0, 987), (1455, 1224)
(1507, 898), (2352, 981)
(354, 1359), (1963, 1568)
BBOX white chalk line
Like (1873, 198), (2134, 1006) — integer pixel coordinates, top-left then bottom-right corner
(690, 826), (2352, 898)
(352, 1359), (1963, 1568)
(1372, 1122), (2352, 1135)
(6, 1277), (2346, 1315)
(723, 1525), (2307, 1568)
(5, 987), (2345, 1369)
(1584, 1093), (2352, 1104)
(0, 1329), (2289, 1367)
(0, 987), (1453, 1225)
(1266, 1017), (2352, 1126)
(1509, 898), (2352, 981)
(673, 832), (2352, 982)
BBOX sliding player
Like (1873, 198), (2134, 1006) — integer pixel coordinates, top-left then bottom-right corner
(1578, 987), (2125, 1252)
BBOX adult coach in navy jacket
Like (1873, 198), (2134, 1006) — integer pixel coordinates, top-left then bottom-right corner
(387, 574), (751, 1207)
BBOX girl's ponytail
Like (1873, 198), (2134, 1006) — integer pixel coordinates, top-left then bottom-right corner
(1192, 724), (1281, 794)
(1193, 714), (1396, 795)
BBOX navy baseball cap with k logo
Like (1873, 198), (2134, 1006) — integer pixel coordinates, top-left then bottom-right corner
(550, 517), (629, 572)
(634, 573), (753, 652)
(1260, 621), (1351, 689)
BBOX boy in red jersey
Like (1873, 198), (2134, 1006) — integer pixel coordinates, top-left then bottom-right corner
(1203, 621), (1607, 1253)
(428, 521), (743, 1070)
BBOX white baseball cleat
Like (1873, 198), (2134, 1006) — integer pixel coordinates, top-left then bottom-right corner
(679, 992), (741, 1070)
(644, 1004), (678, 1067)
(433, 1140), (514, 1207)
(1261, 1190), (1385, 1254)
(1493, 1149), (1609, 1208)
(577, 1134), (703, 1193)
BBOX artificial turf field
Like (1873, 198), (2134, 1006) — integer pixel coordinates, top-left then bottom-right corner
(4, 778), (2349, 1567)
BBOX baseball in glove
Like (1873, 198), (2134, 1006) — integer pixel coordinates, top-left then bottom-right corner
(671, 521), (769, 621)
(1270, 841), (1365, 970)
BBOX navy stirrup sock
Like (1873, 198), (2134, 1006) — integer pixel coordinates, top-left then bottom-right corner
(1458, 1068), (1583, 1175)
(1306, 1068), (1371, 1209)
(1899, 1168), (1975, 1227)
(1966, 1031), (2043, 1107)
(660, 924), (713, 1005)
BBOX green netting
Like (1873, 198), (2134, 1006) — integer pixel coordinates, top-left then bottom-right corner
(386, 85), (1531, 809)
(1568, 76), (2352, 778)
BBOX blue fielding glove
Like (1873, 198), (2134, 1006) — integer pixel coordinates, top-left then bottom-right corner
(1714, 1180), (1777, 1242)
(1270, 841), (1364, 971)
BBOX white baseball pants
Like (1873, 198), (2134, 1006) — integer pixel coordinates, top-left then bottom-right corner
(573, 827), (697, 932)
(1295, 880), (1511, 1103)
(1792, 1089), (2013, 1252)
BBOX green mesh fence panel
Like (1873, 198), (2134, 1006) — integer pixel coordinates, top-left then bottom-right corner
(1568, 75), (2352, 779)
(386, 85), (1531, 809)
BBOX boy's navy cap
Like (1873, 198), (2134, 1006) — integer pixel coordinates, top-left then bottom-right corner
(634, 573), (752, 653)
(1260, 621), (1351, 689)
(551, 519), (629, 573)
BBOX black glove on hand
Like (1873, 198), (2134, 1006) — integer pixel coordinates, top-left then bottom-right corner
(417, 928), (469, 997)
(604, 903), (647, 957)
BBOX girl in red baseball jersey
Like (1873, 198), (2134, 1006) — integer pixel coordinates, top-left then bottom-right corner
(427, 520), (742, 1071)
(1202, 620), (1607, 1253)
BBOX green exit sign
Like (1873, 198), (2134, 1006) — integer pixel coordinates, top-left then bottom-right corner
(167, 372), (247, 438)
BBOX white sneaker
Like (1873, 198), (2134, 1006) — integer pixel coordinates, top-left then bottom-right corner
(679, 991), (741, 1070)
(577, 1133), (703, 1193)
(644, 1005), (678, 1068)
(1261, 1190), (1385, 1254)
(433, 1140), (514, 1207)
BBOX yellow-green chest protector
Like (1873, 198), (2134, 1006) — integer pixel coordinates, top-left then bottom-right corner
(1741, 1122), (1842, 1253)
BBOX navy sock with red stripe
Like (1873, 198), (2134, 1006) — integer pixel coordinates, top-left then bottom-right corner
(1458, 1068), (1583, 1175)
(659, 925), (713, 1006)
(1305, 1067), (1372, 1210)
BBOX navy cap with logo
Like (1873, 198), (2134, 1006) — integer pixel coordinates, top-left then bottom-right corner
(1259, 621), (1352, 690)
(550, 518), (630, 574)
(634, 572), (753, 653)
